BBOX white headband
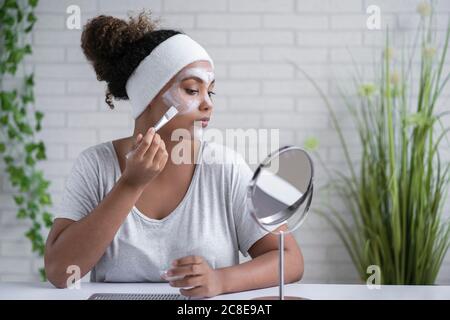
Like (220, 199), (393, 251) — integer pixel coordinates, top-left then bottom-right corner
(125, 34), (214, 119)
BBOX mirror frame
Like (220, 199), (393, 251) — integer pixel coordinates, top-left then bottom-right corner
(246, 145), (314, 235)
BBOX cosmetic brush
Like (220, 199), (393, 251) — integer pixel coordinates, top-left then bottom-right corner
(125, 106), (178, 159)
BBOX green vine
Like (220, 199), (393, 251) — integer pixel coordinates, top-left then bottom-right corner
(0, 0), (53, 281)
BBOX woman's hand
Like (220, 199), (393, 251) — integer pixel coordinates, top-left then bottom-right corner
(167, 255), (224, 298)
(122, 127), (169, 188)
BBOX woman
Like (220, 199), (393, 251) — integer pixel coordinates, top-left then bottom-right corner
(44, 11), (304, 298)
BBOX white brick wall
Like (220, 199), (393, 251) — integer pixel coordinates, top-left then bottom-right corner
(1, 0), (449, 285)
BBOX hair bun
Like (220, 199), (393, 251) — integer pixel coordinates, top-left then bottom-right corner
(81, 11), (158, 81)
(80, 10), (181, 106)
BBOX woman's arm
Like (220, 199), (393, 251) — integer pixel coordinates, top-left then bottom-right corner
(217, 224), (304, 294)
(45, 128), (168, 288)
(167, 224), (304, 297)
(44, 177), (146, 288)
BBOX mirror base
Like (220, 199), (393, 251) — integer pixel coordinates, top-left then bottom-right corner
(251, 296), (310, 300)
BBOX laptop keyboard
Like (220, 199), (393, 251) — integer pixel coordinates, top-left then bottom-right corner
(88, 293), (189, 300)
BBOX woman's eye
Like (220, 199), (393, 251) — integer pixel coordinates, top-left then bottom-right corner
(208, 91), (216, 98)
(185, 89), (199, 95)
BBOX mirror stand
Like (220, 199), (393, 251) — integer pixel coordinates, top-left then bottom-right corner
(252, 190), (313, 301)
(248, 145), (314, 300)
(251, 230), (308, 300)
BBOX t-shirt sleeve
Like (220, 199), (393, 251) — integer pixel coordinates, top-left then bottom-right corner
(53, 150), (100, 222)
(231, 153), (285, 257)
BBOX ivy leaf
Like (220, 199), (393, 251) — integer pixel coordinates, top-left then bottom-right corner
(3, 14), (15, 26)
(3, 155), (14, 165)
(37, 244), (44, 256)
(36, 143), (46, 159)
(0, 95), (12, 111)
(28, 0), (39, 8)
(36, 150), (45, 160)
(27, 12), (37, 24)
(19, 176), (31, 192)
(4, 29), (16, 50)
(13, 108), (24, 124)
(25, 155), (35, 166)
(5, 0), (19, 8)
(0, 142), (5, 153)
(8, 48), (24, 65)
(24, 44), (32, 55)
(7, 64), (17, 75)
(25, 15), (37, 33)
(16, 8), (23, 23)
(0, 115), (8, 125)
(8, 168), (18, 186)
(18, 123), (33, 135)
(25, 142), (37, 153)
(38, 178), (51, 192)
(17, 208), (27, 219)
(21, 93), (34, 104)
(27, 201), (39, 212)
(25, 73), (34, 86)
(39, 268), (47, 282)
(25, 229), (35, 241)
(7, 126), (17, 139)
(14, 195), (25, 205)
(35, 110), (43, 121)
(39, 194), (51, 205)
(43, 212), (53, 228)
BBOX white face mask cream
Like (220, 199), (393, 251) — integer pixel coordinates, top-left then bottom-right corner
(162, 67), (215, 115)
(124, 66), (214, 155)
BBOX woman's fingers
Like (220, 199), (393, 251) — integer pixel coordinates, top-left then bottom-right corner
(135, 133), (143, 145)
(180, 286), (204, 298)
(153, 148), (168, 170)
(170, 275), (203, 288)
(125, 133), (143, 160)
(121, 128), (170, 187)
(135, 127), (155, 158)
(144, 133), (162, 162)
(166, 255), (220, 298)
(131, 133), (143, 151)
(173, 255), (204, 267)
(168, 264), (204, 278)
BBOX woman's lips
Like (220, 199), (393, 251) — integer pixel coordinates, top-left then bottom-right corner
(198, 117), (210, 128)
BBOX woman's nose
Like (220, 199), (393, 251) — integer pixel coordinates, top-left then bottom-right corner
(198, 93), (213, 112)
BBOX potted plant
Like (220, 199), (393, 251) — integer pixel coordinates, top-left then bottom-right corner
(300, 1), (450, 284)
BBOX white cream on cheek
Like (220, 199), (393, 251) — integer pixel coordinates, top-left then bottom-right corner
(162, 67), (215, 115)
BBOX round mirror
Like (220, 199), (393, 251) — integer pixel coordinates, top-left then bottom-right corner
(247, 146), (314, 235)
(246, 145), (314, 300)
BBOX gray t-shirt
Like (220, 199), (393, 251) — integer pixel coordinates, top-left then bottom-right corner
(54, 140), (281, 282)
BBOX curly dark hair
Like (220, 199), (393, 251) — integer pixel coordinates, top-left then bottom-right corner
(80, 10), (182, 109)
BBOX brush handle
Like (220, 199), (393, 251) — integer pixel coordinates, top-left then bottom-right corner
(125, 108), (175, 159)
(153, 115), (167, 132)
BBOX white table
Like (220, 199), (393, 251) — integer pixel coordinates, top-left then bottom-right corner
(0, 282), (449, 300)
